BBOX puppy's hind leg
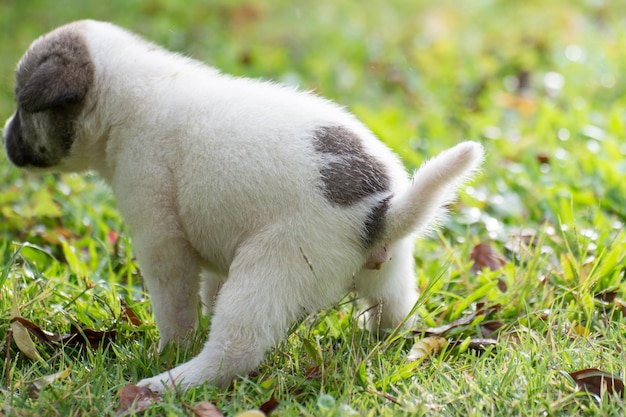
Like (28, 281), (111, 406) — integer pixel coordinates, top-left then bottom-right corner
(138, 237), (323, 391)
(356, 237), (419, 334)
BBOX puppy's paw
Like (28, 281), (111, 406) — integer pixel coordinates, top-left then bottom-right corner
(137, 366), (196, 393)
(137, 358), (227, 392)
(136, 374), (172, 394)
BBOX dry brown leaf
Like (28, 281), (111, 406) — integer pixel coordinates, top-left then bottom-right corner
(469, 243), (507, 291)
(467, 338), (498, 352)
(69, 325), (117, 348)
(10, 296), (43, 362)
(10, 317), (60, 346)
(407, 336), (447, 362)
(259, 391), (279, 415)
(120, 298), (142, 327)
(568, 368), (625, 399)
(118, 384), (162, 415)
(10, 317), (117, 349)
(500, 331), (522, 347)
(480, 320), (505, 338)
(192, 401), (224, 417)
(470, 242), (507, 273)
(595, 289), (618, 303)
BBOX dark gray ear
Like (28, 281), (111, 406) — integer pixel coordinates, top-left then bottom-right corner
(17, 54), (91, 113)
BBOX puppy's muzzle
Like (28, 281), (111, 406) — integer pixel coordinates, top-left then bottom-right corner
(3, 112), (30, 167)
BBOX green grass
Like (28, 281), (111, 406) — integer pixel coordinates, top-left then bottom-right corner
(2, 0), (626, 415)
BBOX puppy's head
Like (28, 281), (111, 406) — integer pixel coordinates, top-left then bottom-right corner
(3, 22), (94, 170)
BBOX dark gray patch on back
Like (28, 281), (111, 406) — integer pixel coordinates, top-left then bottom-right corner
(312, 125), (392, 247)
(312, 126), (391, 206)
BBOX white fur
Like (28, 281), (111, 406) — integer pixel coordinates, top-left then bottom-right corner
(5, 20), (483, 392)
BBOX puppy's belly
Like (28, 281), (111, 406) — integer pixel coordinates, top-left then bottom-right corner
(177, 195), (366, 282)
(174, 214), (240, 274)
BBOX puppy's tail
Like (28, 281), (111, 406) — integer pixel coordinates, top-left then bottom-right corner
(381, 141), (484, 244)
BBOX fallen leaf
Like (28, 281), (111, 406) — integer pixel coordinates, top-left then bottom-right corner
(192, 401), (224, 417)
(28, 369), (70, 399)
(596, 291), (618, 303)
(407, 336), (447, 362)
(470, 242), (507, 274)
(118, 384), (162, 415)
(10, 317), (117, 349)
(480, 320), (505, 338)
(120, 298), (142, 327)
(424, 304), (501, 336)
(466, 338), (498, 352)
(10, 317), (60, 346)
(259, 391), (279, 415)
(69, 324), (117, 348)
(568, 368), (625, 399)
(470, 243), (507, 291)
(10, 295), (44, 362)
(500, 331), (522, 347)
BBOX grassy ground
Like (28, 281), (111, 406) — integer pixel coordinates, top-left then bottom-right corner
(2, 0), (626, 415)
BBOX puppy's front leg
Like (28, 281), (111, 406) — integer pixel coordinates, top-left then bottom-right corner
(134, 235), (201, 349)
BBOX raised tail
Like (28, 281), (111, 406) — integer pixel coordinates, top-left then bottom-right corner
(380, 141), (484, 244)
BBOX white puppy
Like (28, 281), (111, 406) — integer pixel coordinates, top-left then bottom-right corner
(3, 20), (483, 392)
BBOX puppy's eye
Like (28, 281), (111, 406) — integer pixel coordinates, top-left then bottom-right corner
(38, 145), (47, 154)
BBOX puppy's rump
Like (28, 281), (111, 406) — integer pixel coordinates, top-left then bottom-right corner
(381, 141), (484, 244)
